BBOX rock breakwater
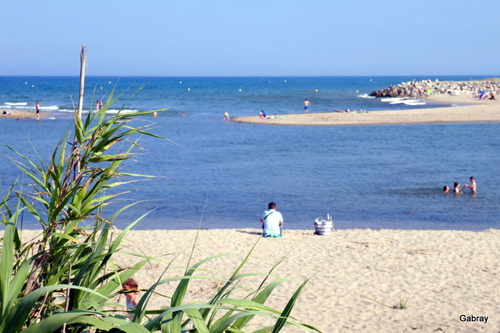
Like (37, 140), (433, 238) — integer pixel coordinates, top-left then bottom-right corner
(370, 79), (500, 98)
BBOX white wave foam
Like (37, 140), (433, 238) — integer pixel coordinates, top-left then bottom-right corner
(41, 105), (59, 110)
(5, 102), (28, 106)
(18, 105), (59, 110)
(105, 109), (137, 114)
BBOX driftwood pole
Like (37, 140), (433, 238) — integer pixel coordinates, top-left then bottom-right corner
(77, 45), (87, 118)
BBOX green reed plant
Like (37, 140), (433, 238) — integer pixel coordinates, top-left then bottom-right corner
(397, 293), (411, 310)
(361, 293), (411, 311)
(0, 93), (319, 332)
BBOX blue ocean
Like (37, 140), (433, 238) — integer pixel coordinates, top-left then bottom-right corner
(1, 76), (499, 231)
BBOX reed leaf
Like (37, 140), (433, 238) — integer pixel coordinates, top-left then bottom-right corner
(22, 311), (113, 333)
(271, 278), (311, 333)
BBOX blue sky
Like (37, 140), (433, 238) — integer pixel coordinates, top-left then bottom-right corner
(1, 0), (499, 76)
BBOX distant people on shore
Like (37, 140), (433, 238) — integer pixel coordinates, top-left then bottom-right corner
(462, 176), (477, 193)
(476, 91), (498, 100)
(96, 100), (103, 111)
(35, 101), (40, 120)
(303, 99), (310, 113)
(334, 109), (368, 113)
(260, 202), (284, 237)
(223, 112), (230, 121)
(259, 110), (268, 119)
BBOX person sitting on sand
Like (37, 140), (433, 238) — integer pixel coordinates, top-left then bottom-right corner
(259, 110), (267, 119)
(453, 182), (462, 194)
(122, 278), (140, 311)
(443, 185), (450, 193)
(260, 202), (284, 237)
(462, 176), (477, 194)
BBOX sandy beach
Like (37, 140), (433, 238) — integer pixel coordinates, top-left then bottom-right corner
(232, 94), (500, 126)
(0, 109), (50, 120)
(12, 228), (500, 332)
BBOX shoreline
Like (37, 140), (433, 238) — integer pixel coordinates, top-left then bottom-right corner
(9, 228), (500, 332)
(232, 94), (500, 126)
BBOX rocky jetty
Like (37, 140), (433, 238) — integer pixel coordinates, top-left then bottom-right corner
(370, 79), (500, 98)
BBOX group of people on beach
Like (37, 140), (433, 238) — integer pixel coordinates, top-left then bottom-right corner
(443, 176), (477, 194)
(257, 99), (311, 119)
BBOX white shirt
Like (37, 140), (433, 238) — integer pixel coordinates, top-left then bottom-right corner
(262, 209), (283, 236)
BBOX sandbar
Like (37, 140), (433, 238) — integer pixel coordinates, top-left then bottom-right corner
(232, 94), (500, 126)
(11, 228), (500, 332)
(0, 109), (50, 120)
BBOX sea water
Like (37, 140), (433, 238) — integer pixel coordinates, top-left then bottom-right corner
(0, 76), (499, 231)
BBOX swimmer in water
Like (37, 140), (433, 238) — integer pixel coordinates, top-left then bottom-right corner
(462, 176), (477, 193)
